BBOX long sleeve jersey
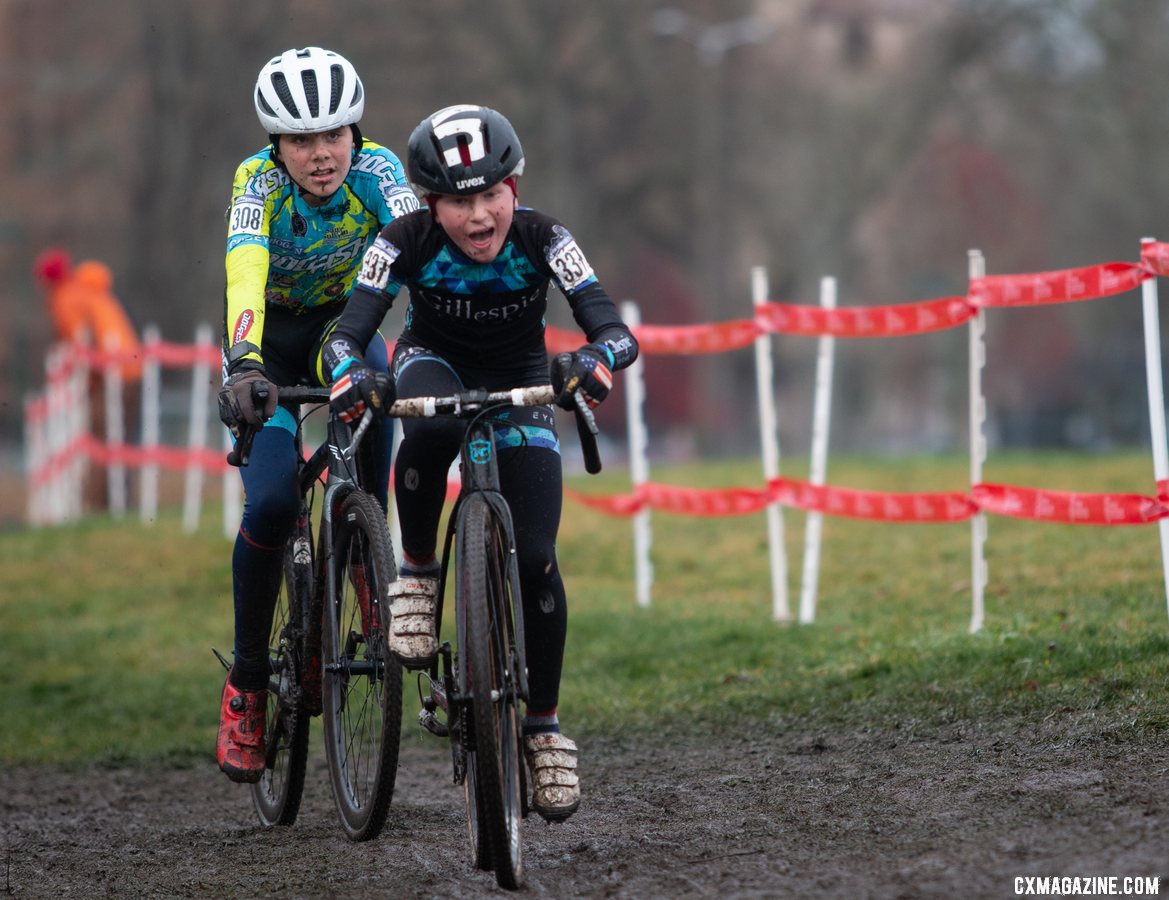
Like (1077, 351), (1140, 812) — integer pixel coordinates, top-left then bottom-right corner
(325, 207), (638, 387)
(223, 140), (418, 371)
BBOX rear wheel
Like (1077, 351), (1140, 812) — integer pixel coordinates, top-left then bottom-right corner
(251, 519), (313, 827)
(322, 490), (403, 841)
(458, 496), (524, 889)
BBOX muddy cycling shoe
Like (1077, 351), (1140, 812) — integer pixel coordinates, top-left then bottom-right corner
(216, 675), (268, 784)
(524, 732), (581, 822)
(387, 576), (439, 669)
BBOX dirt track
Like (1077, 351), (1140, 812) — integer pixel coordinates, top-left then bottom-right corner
(3, 716), (1168, 898)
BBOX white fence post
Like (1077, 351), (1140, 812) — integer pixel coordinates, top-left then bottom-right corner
(752, 266), (790, 622)
(183, 324), (214, 533)
(967, 250), (989, 633)
(44, 346), (70, 523)
(63, 346), (88, 522)
(621, 300), (653, 609)
(799, 276), (837, 623)
(139, 325), (161, 525)
(103, 335), (127, 518)
(1139, 237), (1169, 625)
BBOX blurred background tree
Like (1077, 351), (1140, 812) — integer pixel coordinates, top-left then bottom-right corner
(4, 0), (1168, 465)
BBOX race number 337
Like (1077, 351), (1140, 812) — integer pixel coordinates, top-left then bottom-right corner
(357, 238), (399, 291)
(550, 239), (595, 292)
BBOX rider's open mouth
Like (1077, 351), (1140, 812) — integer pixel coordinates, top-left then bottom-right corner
(468, 228), (494, 247)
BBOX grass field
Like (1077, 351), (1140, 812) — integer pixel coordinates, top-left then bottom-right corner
(3, 451), (1168, 767)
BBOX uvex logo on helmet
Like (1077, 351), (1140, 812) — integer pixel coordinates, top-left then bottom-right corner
(233, 310), (254, 344)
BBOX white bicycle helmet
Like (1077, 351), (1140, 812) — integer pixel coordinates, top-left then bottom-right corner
(254, 47), (365, 134)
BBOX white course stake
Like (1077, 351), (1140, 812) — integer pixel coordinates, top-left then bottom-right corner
(752, 267), (790, 622)
(967, 250), (989, 633)
(1140, 238), (1169, 625)
(799, 276), (837, 623)
(621, 300), (654, 608)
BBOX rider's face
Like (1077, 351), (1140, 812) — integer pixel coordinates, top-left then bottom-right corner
(431, 183), (516, 263)
(276, 127), (354, 205)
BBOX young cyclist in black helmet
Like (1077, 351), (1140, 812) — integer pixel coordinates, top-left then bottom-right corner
(215, 47), (416, 784)
(324, 104), (639, 821)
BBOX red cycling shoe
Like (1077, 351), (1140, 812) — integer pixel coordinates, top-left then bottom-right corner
(216, 673), (268, 784)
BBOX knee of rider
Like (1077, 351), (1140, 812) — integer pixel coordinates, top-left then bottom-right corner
(243, 493), (299, 545)
(400, 422), (463, 471)
(518, 547), (561, 587)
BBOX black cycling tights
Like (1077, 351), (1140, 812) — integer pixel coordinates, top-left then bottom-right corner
(394, 356), (568, 714)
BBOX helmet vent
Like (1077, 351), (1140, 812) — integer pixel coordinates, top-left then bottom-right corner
(301, 70), (319, 117)
(328, 65), (344, 115)
(255, 89), (276, 118)
(271, 73), (299, 119)
(350, 79), (363, 110)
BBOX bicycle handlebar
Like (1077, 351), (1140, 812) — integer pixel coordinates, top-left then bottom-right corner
(387, 385), (602, 474)
(226, 383), (602, 473)
(226, 384), (345, 468)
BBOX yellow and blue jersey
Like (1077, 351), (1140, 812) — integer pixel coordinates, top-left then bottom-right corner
(223, 140), (418, 368)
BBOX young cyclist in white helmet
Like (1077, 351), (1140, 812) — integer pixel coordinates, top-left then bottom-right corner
(215, 47), (417, 784)
(323, 104), (639, 821)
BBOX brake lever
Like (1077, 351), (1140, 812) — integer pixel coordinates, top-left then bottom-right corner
(225, 382), (270, 468)
(573, 392), (602, 475)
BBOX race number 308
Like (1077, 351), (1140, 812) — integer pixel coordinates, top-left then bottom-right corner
(550, 240), (594, 291)
(229, 200), (264, 236)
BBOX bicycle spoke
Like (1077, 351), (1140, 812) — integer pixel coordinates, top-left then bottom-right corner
(250, 521), (312, 828)
(321, 490), (402, 842)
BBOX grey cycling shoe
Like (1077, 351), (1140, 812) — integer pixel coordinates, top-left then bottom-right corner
(524, 732), (581, 822)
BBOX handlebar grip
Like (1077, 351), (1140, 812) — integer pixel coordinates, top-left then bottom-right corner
(573, 392), (602, 475)
(226, 381), (271, 468)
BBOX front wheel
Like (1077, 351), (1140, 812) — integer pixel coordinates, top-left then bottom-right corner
(322, 489), (403, 841)
(458, 495), (525, 889)
(251, 518), (313, 827)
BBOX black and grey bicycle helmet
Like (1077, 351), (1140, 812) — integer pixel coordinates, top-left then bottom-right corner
(407, 105), (525, 196)
(254, 47), (364, 134)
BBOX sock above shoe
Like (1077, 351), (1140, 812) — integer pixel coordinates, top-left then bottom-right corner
(523, 708), (560, 736)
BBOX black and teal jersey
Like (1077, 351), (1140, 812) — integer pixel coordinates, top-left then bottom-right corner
(328, 207), (638, 388)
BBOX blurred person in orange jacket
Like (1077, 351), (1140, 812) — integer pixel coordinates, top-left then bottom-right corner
(33, 248), (142, 510)
(34, 248), (142, 381)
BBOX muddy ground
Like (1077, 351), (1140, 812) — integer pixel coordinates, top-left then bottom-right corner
(3, 715), (1168, 899)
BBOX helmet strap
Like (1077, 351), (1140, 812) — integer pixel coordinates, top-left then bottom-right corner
(268, 135), (285, 169)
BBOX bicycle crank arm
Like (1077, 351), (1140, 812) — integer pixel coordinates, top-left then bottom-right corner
(417, 672), (450, 738)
